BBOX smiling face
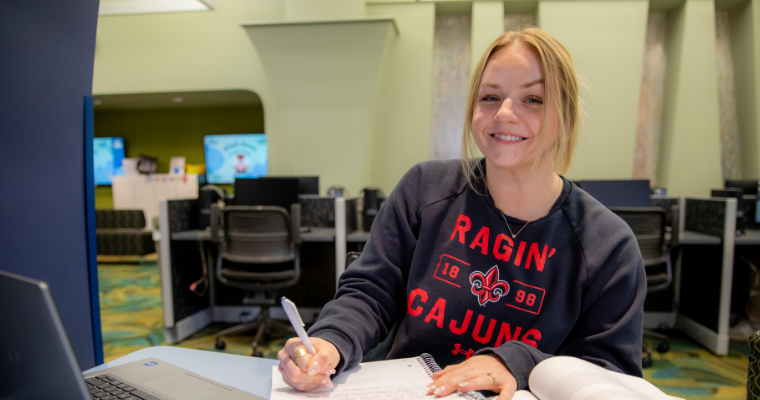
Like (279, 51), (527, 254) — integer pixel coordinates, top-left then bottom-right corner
(471, 43), (556, 176)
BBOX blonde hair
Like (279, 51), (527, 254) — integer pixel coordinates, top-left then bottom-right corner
(461, 27), (580, 189)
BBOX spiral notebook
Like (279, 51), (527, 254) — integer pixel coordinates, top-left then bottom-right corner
(270, 353), (487, 399)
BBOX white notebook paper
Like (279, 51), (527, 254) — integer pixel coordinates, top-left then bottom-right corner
(270, 354), (487, 400)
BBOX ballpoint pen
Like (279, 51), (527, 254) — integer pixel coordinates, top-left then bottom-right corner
(281, 296), (316, 355)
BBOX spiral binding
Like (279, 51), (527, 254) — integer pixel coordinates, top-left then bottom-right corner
(417, 354), (487, 400)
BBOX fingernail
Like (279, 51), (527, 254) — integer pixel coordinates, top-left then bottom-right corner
(321, 378), (327, 385)
(426, 385), (436, 394)
(307, 361), (321, 375)
(329, 369), (336, 375)
(434, 386), (445, 395)
(459, 381), (469, 388)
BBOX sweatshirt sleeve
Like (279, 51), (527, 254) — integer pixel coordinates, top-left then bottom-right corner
(307, 165), (423, 373)
(474, 227), (646, 390)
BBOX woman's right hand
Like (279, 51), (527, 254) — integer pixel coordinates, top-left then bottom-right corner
(277, 337), (341, 392)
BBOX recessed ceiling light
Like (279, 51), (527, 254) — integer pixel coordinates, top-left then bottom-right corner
(172, 97), (184, 103)
(93, 100), (102, 105)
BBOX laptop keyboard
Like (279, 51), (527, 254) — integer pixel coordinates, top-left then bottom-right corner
(85, 374), (161, 400)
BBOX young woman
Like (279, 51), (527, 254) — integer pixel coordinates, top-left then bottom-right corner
(277, 27), (645, 400)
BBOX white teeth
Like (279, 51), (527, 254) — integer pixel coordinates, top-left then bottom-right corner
(494, 134), (525, 142)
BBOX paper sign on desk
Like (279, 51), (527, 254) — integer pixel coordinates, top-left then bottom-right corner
(270, 357), (486, 400)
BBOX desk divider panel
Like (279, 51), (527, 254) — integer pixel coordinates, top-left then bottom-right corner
(168, 200), (210, 324)
(677, 198), (736, 355)
(684, 199), (726, 237)
(300, 196), (358, 231)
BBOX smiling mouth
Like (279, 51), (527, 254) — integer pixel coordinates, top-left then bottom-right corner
(491, 133), (526, 142)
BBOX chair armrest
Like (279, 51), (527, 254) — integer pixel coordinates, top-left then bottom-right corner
(291, 203), (302, 246)
(210, 203), (222, 244)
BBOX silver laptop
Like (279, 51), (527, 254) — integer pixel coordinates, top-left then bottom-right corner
(0, 269), (264, 400)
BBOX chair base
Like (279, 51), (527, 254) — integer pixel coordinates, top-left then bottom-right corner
(642, 328), (670, 368)
(214, 307), (294, 357)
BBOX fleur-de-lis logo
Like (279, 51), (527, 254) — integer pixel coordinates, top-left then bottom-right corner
(469, 265), (510, 306)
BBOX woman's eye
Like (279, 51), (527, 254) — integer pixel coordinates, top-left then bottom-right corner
(526, 97), (543, 105)
(481, 95), (499, 102)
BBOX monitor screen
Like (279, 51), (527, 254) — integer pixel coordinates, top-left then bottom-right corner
(580, 180), (651, 208)
(93, 137), (125, 185)
(260, 176), (319, 195)
(234, 178), (300, 210)
(726, 179), (759, 195)
(204, 134), (267, 184)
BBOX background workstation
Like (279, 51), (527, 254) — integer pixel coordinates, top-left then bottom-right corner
(4, 0), (760, 398)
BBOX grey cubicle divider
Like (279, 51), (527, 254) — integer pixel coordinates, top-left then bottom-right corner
(159, 197), (359, 343)
(677, 197), (736, 355)
(159, 198), (213, 344)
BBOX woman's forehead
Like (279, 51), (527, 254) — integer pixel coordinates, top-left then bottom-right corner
(481, 44), (544, 86)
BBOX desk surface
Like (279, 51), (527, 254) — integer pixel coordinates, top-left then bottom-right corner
(347, 229), (371, 242)
(172, 228), (337, 242)
(680, 229), (760, 245)
(736, 229), (760, 245)
(680, 230), (721, 245)
(83, 347), (277, 399)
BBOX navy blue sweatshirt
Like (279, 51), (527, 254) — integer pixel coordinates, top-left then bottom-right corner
(308, 160), (645, 390)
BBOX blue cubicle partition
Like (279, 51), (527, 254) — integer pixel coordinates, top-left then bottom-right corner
(0, 0), (102, 369)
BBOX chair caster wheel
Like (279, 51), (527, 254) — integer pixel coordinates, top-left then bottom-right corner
(252, 350), (263, 357)
(215, 339), (226, 350)
(656, 342), (670, 353)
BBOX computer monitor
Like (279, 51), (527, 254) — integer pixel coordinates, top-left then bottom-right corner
(260, 176), (319, 195)
(204, 134), (267, 184)
(93, 137), (125, 185)
(725, 179), (759, 195)
(234, 178), (300, 210)
(580, 180), (651, 208)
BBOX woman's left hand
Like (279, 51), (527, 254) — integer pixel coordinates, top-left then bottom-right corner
(427, 354), (517, 399)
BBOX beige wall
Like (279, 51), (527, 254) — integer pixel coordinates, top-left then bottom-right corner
(93, 0), (760, 196)
(539, 0), (648, 181)
(657, 0), (723, 196)
(367, 3), (435, 192)
(470, 1), (505, 73)
(731, 0), (760, 179)
(94, 0), (434, 195)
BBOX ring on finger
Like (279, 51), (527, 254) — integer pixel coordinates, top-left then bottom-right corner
(291, 347), (308, 365)
(486, 370), (495, 390)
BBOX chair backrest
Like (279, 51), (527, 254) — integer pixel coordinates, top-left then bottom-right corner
(222, 206), (295, 264)
(609, 207), (666, 263)
(346, 252), (361, 268)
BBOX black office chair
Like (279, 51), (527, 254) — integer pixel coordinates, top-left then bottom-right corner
(610, 207), (673, 368)
(213, 204), (301, 357)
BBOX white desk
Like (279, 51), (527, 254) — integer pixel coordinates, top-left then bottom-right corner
(83, 347), (278, 399)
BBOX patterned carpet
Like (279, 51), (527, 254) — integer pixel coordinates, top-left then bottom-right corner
(97, 260), (749, 399)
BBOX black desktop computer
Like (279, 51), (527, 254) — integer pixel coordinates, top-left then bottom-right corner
(725, 179), (760, 227)
(234, 178), (300, 210)
(198, 185), (226, 230)
(579, 180), (651, 208)
(259, 176), (319, 195)
(362, 188), (385, 231)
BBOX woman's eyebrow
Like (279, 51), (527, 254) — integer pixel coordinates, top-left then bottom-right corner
(521, 79), (544, 88)
(479, 79), (544, 90)
(479, 82), (500, 89)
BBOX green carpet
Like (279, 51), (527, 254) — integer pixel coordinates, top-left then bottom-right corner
(97, 260), (749, 399)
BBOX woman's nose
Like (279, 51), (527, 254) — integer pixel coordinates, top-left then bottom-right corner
(495, 99), (518, 122)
